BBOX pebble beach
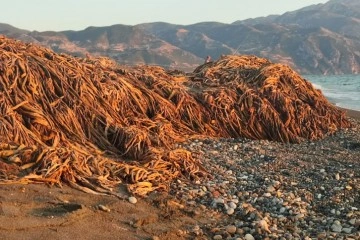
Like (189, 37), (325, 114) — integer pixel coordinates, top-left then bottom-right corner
(168, 111), (360, 239)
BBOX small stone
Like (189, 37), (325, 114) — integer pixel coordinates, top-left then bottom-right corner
(345, 185), (353, 190)
(239, 175), (249, 180)
(199, 204), (207, 211)
(272, 180), (281, 187)
(214, 197), (225, 204)
(236, 228), (244, 234)
(331, 222), (342, 232)
(333, 220), (341, 225)
(331, 209), (336, 214)
(279, 207), (286, 213)
(227, 208), (235, 215)
(229, 201), (237, 209)
(98, 204), (110, 212)
(152, 236), (160, 240)
(213, 234), (223, 240)
(342, 227), (352, 234)
(263, 192), (272, 197)
(244, 233), (255, 240)
(335, 173), (340, 180)
(267, 186), (276, 193)
(349, 219), (356, 225)
(212, 191), (221, 198)
(225, 225), (237, 234)
(317, 232), (327, 239)
(295, 214), (305, 219)
(320, 169), (326, 173)
(128, 196), (137, 204)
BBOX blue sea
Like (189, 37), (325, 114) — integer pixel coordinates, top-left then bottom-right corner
(305, 75), (360, 111)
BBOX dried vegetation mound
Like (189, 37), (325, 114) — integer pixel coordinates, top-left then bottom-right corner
(0, 36), (351, 196)
(190, 55), (351, 142)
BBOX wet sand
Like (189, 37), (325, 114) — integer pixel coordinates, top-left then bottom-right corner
(340, 107), (360, 120)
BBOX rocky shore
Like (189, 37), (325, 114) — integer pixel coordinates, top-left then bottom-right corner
(0, 117), (359, 240)
(168, 117), (360, 239)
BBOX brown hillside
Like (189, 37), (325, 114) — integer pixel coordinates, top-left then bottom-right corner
(0, 36), (351, 196)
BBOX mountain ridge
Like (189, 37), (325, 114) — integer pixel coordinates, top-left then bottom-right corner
(1, 0), (360, 74)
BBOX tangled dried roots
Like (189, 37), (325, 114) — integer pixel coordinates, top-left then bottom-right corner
(190, 55), (351, 142)
(0, 36), (351, 196)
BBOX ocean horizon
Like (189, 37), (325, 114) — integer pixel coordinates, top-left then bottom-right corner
(305, 74), (360, 111)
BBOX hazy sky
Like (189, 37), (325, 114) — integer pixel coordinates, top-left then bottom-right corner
(1, 0), (328, 31)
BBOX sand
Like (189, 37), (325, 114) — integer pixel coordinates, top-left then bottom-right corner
(339, 107), (360, 120)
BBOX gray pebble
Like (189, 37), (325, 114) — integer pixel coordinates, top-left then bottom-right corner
(263, 192), (272, 197)
(342, 227), (352, 234)
(214, 197), (225, 204)
(279, 207), (286, 213)
(229, 201), (237, 209)
(349, 219), (356, 225)
(331, 222), (342, 232)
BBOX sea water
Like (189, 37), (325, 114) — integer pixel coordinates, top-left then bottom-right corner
(304, 75), (360, 111)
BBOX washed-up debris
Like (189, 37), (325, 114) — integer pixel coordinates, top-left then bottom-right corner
(0, 36), (351, 196)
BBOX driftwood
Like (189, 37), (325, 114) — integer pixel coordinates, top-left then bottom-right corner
(0, 36), (351, 196)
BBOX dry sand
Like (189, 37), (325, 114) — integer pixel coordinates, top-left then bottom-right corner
(0, 109), (359, 240)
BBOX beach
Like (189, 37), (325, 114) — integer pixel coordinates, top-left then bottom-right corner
(339, 107), (360, 120)
(0, 108), (359, 240)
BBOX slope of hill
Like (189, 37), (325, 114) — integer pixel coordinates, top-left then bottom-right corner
(1, 0), (360, 74)
(0, 23), (28, 36)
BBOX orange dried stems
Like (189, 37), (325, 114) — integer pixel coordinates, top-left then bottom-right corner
(0, 36), (351, 196)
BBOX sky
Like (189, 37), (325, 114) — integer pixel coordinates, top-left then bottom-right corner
(1, 0), (329, 32)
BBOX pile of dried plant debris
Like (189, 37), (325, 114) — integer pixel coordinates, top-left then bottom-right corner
(0, 36), (351, 196)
